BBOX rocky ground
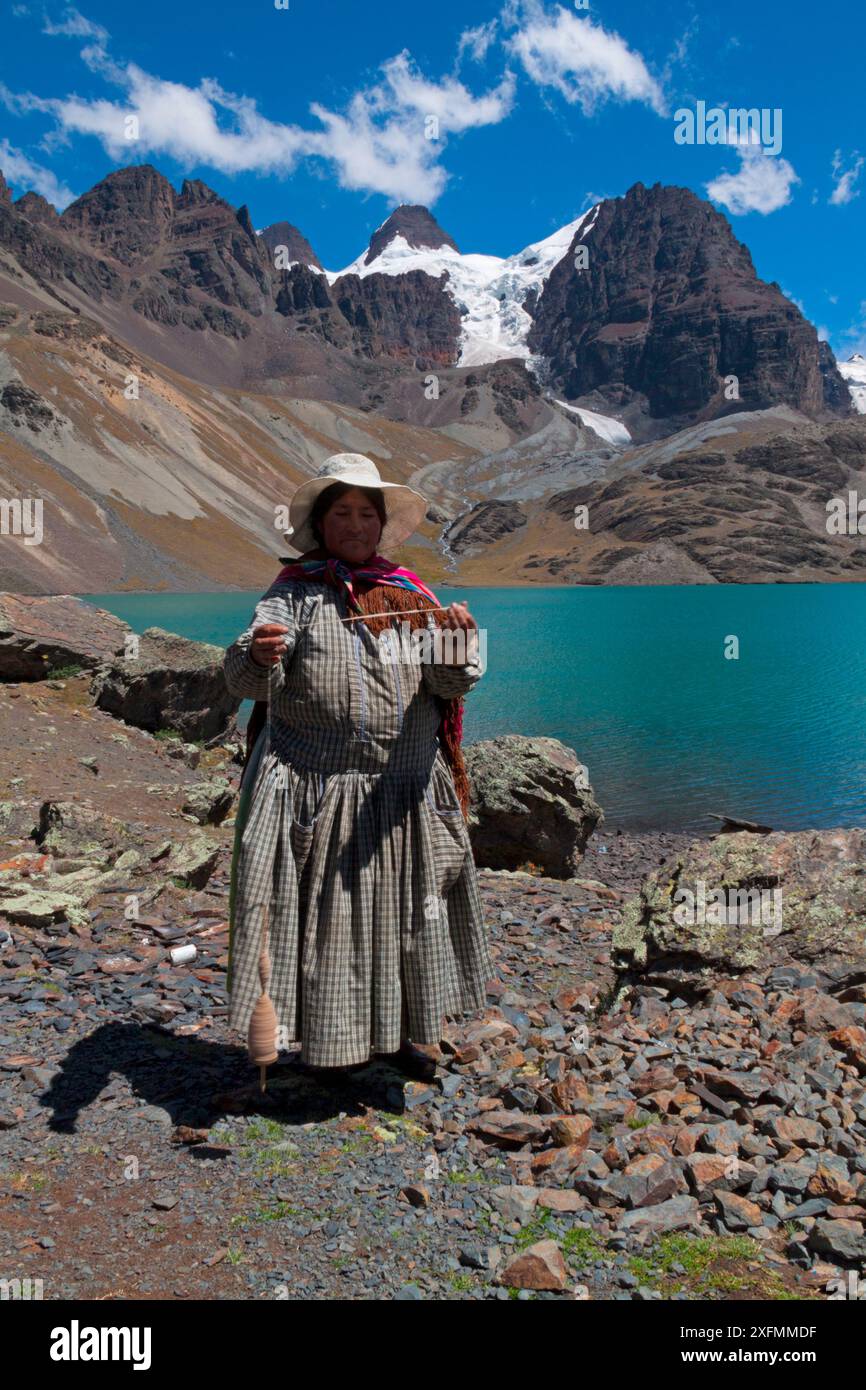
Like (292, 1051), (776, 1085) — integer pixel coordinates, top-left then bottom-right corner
(1, 674), (865, 1302)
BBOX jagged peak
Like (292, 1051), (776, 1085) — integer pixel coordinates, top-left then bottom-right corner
(365, 205), (459, 265)
(257, 220), (322, 270)
(65, 163), (174, 203)
(60, 164), (176, 225)
(15, 191), (60, 225)
(59, 164), (176, 266)
(176, 178), (225, 209)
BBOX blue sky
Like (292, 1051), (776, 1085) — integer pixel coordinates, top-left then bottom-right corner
(1, 0), (864, 357)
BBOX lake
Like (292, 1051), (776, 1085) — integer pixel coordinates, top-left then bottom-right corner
(84, 584), (866, 833)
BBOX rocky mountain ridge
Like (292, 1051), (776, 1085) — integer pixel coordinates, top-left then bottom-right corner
(529, 183), (844, 423)
(0, 164), (854, 425)
(0, 162), (862, 592)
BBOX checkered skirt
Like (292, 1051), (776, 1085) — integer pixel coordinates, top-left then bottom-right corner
(223, 578), (493, 1066)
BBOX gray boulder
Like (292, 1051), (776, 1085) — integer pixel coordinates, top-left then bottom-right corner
(0, 800), (40, 840)
(164, 834), (220, 889)
(0, 803), (145, 929)
(808, 1219), (866, 1264)
(0, 593), (128, 680)
(92, 626), (237, 742)
(465, 735), (603, 877)
(34, 800), (137, 861)
(615, 828), (866, 986)
(182, 777), (235, 825)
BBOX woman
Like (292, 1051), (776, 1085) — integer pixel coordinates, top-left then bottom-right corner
(223, 452), (492, 1081)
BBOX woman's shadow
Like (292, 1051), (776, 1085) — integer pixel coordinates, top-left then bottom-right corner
(39, 1020), (420, 1138)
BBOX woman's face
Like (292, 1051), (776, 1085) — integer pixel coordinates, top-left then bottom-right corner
(320, 487), (382, 564)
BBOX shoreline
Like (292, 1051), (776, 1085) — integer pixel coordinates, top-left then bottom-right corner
(5, 589), (857, 838)
(71, 577), (866, 596)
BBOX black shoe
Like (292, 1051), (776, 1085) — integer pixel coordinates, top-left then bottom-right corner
(298, 1059), (370, 1081)
(377, 1041), (440, 1081)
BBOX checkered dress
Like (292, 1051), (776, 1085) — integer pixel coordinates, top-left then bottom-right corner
(223, 577), (493, 1066)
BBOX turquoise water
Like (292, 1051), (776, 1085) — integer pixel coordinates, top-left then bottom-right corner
(84, 585), (866, 833)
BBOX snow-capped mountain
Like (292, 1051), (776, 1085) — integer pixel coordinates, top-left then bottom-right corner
(328, 206), (600, 369)
(247, 185), (849, 427)
(839, 353), (866, 413)
(1, 163), (862, 593)
(1, 166), (850, 440)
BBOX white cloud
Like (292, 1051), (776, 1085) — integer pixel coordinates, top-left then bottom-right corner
(0, 138), (76, 208)
(4, 29), (514, 206)
(503, 1), (666, 116)
(457, 21), (500, 66)
(2, 1), (676, 210)
(378, 51), (515, 133)
(706, 144), (799, 215)
(42, 6), (108, 41)
(830, 149), (863, 206)
(0, 80), (52, 118)
(661, 15), (700, 88)
(305, 87), (449, 204)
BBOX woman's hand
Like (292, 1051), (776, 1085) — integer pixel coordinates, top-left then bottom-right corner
(249, 623), (290, 667)
(441, 600), (477, 632)
(439, 601), (479, 665)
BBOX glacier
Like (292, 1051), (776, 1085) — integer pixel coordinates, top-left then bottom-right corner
(326, 205), (600, 370)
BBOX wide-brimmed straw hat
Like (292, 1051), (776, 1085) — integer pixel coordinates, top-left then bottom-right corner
(283, 453), (429, 554)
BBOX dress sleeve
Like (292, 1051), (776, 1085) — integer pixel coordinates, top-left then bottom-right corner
(223, 585), (296, 700)
(420, 615), (485, 699)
